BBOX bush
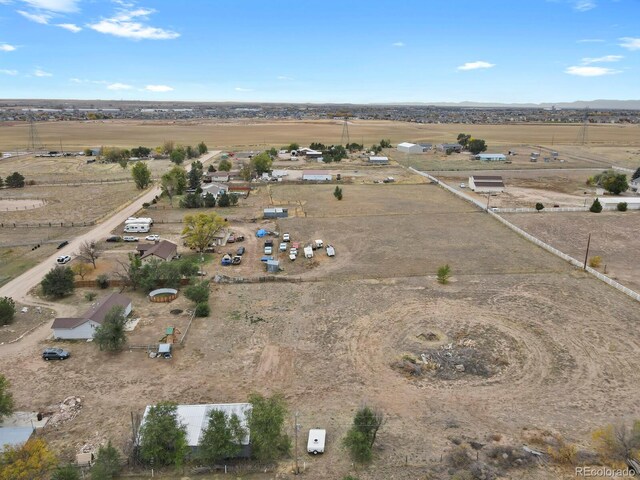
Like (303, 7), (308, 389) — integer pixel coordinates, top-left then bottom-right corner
(547, 436), (578, 465)
(589, 256), (602, 268)
(535, 202), (544, 212)
(446, 445), (472, 469)
(142, 202), (150, 208)
(0, 297), (16, 326)
(85, 292), (97, 302)
(184, 281), (209, 304)
(41, 267), (75, 298)
(617, 202), (628, 212)
(437, 264), (451, 284)
(96, 274), (109, 289)
(590, 198), (603, 213)
(195, 302), (210, 317)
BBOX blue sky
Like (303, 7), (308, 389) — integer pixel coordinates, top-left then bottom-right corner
(0, 0), (639, 103)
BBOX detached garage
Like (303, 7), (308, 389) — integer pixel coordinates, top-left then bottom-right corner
(52, 293), (132, 340)
(397, 142), (426, 154)
(468, 175), (505, 193)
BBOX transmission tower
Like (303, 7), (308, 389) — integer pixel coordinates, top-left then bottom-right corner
(340, 115), (350, 145)
(27, 115), (44, 152)
(577, 107), (589, 146)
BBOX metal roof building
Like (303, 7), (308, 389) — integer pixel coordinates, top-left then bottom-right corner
(263, 207), (288, 219)
(368, 156), (389, 165)
(397, 142), (426, 154)
(475, 153), (507, 162)
(468, 175), (505, 193)
(0, 427), (33, 451)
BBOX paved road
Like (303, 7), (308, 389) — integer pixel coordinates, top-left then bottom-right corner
(0, 151), (220, 335)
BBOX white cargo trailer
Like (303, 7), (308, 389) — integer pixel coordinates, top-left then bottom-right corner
(307, 429), (326, 454)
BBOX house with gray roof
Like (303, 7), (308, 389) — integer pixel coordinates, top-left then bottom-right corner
(137, 240), (178, 262)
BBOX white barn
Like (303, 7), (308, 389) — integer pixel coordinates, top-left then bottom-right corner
(475, 153), (507, 162)
(368, 156), (389, 165)
(397, 142), (426, 154)
(468, 175), (505, 193)
(302, 170), (332, 181)
(51, 292), (132, 340)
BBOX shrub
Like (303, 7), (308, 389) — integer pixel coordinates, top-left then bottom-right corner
(96, 274), (109, 289)
(446, 445), (472, 469)
(0, 297), (16, 326)
(617, 202), (628, 212)
(547, 437), (578, 465)
(437, 264), (451, 284)
(184, 281), (209, 304)
(85, 292), (97, 302)
(195, 302), (210, 317)
(142, 202), (150, 208)
(590, 198), (603, 213)
(535, 202), (544, 212)
(589, 256), (602, 268)
(41, 267), (75, 298)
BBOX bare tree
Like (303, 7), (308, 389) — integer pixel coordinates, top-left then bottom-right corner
(79, 240), (101, 269)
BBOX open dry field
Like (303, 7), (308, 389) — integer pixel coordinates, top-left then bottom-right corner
(505, 210), (640, 292)
(1, 119), (639, 152)
(2, 178), (640, 479)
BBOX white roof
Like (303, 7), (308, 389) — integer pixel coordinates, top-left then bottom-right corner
(597, 197), (640, 205)
(141, 403), (252, 446)
(369, 156), (389, 161)
(397, 142), (417, 148)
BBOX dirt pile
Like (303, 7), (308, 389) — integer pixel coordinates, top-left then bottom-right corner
(47, 396), (82, 427)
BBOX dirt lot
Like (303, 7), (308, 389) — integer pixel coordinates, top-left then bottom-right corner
(505, 210), (640, 292)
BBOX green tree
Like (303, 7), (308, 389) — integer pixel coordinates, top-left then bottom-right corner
(197, 141), (208, 155)
(437, 264), (451, 284)
(180, 192), (203, 209)
(207, 164), (215, 172)
(90, 441), (121, 480)
(535, 202), (544, 212)
(288, 142), (299, 151)
(93, 306), (127, 351)
(188, 166), (203, 191)
(0, 438), (57, 479)
(457, 133), (471, 148)
(602, 173), (628, 195)
(343, 406), (384, 463)
(251, 152), (273, 175)
(590, 198), (603, 213)
(131, 146), (151, 158)
(267, 147), (278, 157)
(182, 213), (227, 252)
(185, 145), (196, 159)
(184, 281), (209, 304)
(229, 193), (238, 206)
(239, 164), (252, 181)
(0, 297), (16, 326)
(199, 409), (247, 465)
(247, 393), (291, 463)
(334, 186), (343, 200)
(161, 166), (187, 205)
(379, 139), (392, 148)
(139, 402), (188, 468)
(51, 464), (80, 480)
(0, 374), (14, 420)
(170, 149), (186, 165)
(203, 192), (216, 208)
(5, 172), (25, 188)
(217, 192), (231, 208)
(131, 161), (152, 189)
(309, 142), (326, 151)
(467, 138), (487, 155)
(41, 266), (75, 298)
(195, 302), (210, 317)
(617, 202), (628, 212)
(218, 159), (232, 171)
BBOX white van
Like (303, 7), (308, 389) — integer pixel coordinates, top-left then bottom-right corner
(307, 429), (326, 454)
(123, 223), (150, 233)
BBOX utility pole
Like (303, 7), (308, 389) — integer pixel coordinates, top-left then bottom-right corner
(294, 411), (300, 474)
(583, 233), (591, 270)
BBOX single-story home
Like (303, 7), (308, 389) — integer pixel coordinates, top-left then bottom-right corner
(397, 142), (427, 154)
(204, 172), (230, 183)
(137, 240), (178, 262)
(368, 156), (389, 165)
(201, 182), (228, 199)
(138, 403), (252, 457)
(468, 175), (505, 193)
(475, 153), (507, 162)
(596, 197), (640, 209)
(437, 143), (463, 153)
(302, 170), (332, 181)
(51, 292), (132, 340)
(263, 208), (288, 219)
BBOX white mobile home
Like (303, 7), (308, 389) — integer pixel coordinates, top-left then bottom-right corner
(368, 156), (389, 165)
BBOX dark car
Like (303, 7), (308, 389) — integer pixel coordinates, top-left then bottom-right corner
(236, 246), (246, 256)
(42, 347), (70, 361)
(106, 235), (122, 243)
(235, 235), (245, 242)
(56, 240), (69, 249)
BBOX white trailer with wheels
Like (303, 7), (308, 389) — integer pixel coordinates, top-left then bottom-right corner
(304, 245), (314, 258)
(307, 429), (326, 454)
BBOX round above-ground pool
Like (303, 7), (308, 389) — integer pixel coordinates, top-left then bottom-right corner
(148, 288), (178, 303)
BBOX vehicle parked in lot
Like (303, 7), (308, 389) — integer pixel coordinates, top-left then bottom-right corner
(232, 255), (242, 265)
(145, 234), (160, 241)
(227, 234), (236, 243)
(279, 242), (287, 252)
(42, 347), (70, 361)
(123, 223), (150, 233)
(236, 246), (245, 256)
(264, 246), (273, 255)
(264, 239), (274, 247)
(235, 234), (245, 242)
(282, 233), (290, 242)
(56, 255), (71, 265)
(106, 235), (121, 242)
(56, 240), (69, 249)
(304, 246), (314, 258)
(307, 429), (326, 454)
(221, 254), (232, 266)
(326, 245), (335, 257)
(123, 236), (139, 242)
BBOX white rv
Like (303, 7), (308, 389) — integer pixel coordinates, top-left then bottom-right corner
(123, 223), (150, 233)
(307, 429), (326, 454)
(125, 217), (153, 226)
(303, 246), (314, 258)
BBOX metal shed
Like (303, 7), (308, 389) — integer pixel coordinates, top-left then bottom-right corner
(266, 260), (280, 273)
(263, 208), (288, 219)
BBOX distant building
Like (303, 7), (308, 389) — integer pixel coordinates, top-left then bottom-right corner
(418, 143), (433, 151)
(475, 153), (507, 162)
(436, 143), (463, 153)
(302, 170), (332, 181)
(204, 172), (230, 182)
(368, 156), (389, 165)
(52, 293), (132, 340)
(468, 175), (505, 193)
(263, 208), (288, 219)
(397, 142), (427, 154)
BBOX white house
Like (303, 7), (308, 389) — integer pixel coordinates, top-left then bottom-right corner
(51, 293), (132, 339)
(475, 153), (507, 162)
(201, 182), (228, 198)
(468, 175), (505, 193)
(302, 170), (332, 181)
(139, 403), (252, 456)
(397, 142), (426, 154)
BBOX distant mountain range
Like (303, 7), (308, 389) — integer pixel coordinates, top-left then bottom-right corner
(381, 100), (640, 110)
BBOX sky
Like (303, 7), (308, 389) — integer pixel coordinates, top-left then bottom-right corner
(0, 0), (639, 103)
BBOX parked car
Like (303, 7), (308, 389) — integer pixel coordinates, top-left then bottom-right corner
(232, 255), (242, 265)
(264, 239), (274, 247)
(145, 234), (160, 241)
(236, 246), (246, 256)
(221, 254), (232, 266)
(56, 240), (69, 249)
(235, 234), (245, 242)
(282, 233), (290, 242)
(123, 236), (139, 242)
(42, 347), (70, 361)
(106, 235), (122, 243)
(326, 245), (336, 257)
(227, 234), (236, 243)
(460, 183), (466, 188)
(279, 242), (287, 252)
(264, 246), (273, 255)
(56, 255), (71, 265)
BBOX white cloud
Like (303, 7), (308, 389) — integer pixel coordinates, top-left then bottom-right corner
(457, 61), (495, 71)
(107, 82), (133, 90)
(577, 38), (604, 43)
(234, 87), (253, 92)
(574, 0), (596, 11)
(565, 65), (620, 76)
(21, 0), (79, 13)
(17, 9), (51, 23)
(57, 22), (81, 32)
(34, 68), (52, 77)
(619, 37), (640, 51)
(0, 43), (17, 51)
(145, 84), (173, 92)
(88, 7), (180, 40)
(392, 41), (404, 47)
(0, 69), (18, 75)
(581, 55), (623, 64)
(277, 75), (293, 81)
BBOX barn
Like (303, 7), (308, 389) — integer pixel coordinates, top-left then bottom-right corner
(397, 142), (426, 154)
(51, 293), (132, 340)
(302, 170), (332, 181)
(475, 153), (507, 162)
(468, 175), (505, 193)
(368, 156), (389, 165)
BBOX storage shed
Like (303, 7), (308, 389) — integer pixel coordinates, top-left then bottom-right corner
(397, 142), (425, 154)
(475, 153), (507, 162)
(302, 170), (332, 181)
(468, 175), (505, 193)
(263, 208), (288, 219)
(368, 156), (389, 165)
(266, 259), (280, 273)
